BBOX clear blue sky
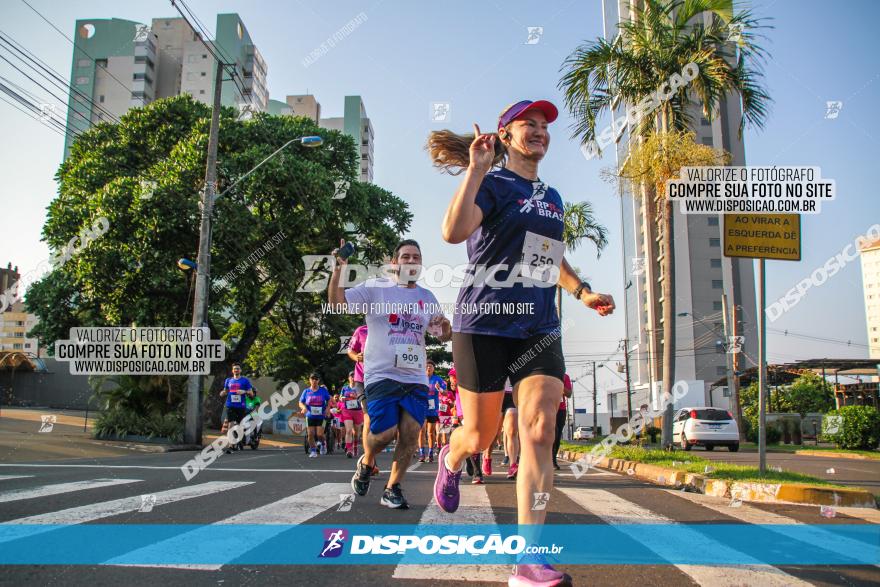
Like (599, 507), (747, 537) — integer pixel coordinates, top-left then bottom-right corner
(2, 0), (878, 405)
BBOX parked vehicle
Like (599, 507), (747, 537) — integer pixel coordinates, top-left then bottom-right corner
(573, 426), (595, 440)
(673, 407), (739, 452)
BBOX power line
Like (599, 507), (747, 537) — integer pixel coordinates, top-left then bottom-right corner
(0, 76), (78, 138)
(0, 84), (76, 140)
(0, 30), (121, 124)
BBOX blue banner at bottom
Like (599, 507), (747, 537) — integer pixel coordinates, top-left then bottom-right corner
(0, 524), (876, 565)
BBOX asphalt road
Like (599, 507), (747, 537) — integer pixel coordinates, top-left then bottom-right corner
(0, 442), (878, 586)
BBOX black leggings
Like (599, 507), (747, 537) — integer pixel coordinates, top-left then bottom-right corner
(552, 409), (566, 464)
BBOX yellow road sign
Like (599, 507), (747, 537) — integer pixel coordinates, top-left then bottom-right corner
(722, 214), (801, 261)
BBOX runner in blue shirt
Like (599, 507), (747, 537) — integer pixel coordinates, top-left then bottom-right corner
(219, 363), (254, 453)
(428, 100), (615, 587)
(298, 373), (331, 458)
(418, 360), (446, 463)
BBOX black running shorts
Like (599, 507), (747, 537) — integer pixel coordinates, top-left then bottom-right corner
(452, 331), (565, 393)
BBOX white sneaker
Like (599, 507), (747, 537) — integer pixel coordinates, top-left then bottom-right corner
(309, 449), (318, 458)
(320, 443), (327, 455)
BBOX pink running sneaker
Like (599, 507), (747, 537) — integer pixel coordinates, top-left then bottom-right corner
(506, 462), (518, 480)
(483, 456), (493, 476)
(433, 444), (462, 513)
(508, 561), (572, 587)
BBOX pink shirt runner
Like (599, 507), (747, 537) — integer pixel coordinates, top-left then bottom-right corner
(348, 325), (368, 383)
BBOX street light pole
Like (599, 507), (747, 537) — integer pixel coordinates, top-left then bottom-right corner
(184, 58), (224, 446)
(592, 361), (598, 435)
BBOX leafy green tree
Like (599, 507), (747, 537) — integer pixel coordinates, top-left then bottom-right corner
(786, 372), (834, 415)
(559, 0), (772, 446)
(27, 95), (411, 429)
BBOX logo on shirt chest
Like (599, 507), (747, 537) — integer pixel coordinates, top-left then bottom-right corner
(517, 182), (563, 221)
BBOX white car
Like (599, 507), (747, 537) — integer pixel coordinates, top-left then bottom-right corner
(673, 407), (739, 452)
(573, 426), (595, 440)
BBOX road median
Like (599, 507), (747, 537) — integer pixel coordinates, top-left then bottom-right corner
(560, 448), (878, 509)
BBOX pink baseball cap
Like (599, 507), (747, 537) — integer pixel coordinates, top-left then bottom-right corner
(498, 100), (559, 131)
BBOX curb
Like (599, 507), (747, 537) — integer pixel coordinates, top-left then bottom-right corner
(794, 449), (878, 461)
(560, 450), (877, 509)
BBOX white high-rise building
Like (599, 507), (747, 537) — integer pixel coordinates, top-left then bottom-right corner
(860, 238), (880, 359)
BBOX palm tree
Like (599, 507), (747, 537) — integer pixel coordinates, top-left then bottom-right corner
(559, 0), (771, 447)
(558, 201), (609, 321)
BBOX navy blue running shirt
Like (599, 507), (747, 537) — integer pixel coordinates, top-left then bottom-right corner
(453, 167), (565, 338)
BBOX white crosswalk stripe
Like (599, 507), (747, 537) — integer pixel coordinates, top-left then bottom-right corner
(665, 489), (879, 567)
(0, 481), (253, 545)
(0, 478), (140, 503)
(558, 487), (813, 587)
(392, 484), (509, 583)
(0, 475), (32, 482)
(106, 482), (351, 570)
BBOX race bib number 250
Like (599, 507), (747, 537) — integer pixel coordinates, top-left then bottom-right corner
(520, 230), (564, 284)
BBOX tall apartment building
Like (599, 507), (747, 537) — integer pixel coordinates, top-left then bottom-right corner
(64, 13), (267, 155)
(601, 0), (758, 413)
(270, 94), (375, 183)
(0, 264), (41, 355)
(860, 239), (880, 359)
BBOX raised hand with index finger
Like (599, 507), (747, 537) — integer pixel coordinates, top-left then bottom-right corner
(469, 123), (496, 174)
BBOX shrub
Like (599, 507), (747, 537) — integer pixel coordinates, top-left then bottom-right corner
(94, 407), (184, 443)
(744, 418), (781, 444)
(823, 406), (880, 450)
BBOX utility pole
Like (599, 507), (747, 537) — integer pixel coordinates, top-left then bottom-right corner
(721, 294), (744, 439)
(623, 339), (633, 421)
(757, 259), (768, 474)
(592, 361), (598, 435)
(184, 58), (224, 446)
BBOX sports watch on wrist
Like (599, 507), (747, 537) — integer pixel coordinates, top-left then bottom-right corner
(572, 281), (592, 300)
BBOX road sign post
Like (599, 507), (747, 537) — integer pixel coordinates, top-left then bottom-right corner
(723, 213), (801, 474)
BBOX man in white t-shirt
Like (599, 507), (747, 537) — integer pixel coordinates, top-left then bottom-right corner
(329, 239), (452, 509)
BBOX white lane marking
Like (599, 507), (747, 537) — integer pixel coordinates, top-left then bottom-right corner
(0, 481), (253, 544)
(666, 489), (879, 567)
(0, 464), (365, 473)
(393, 484), (508, 583)
(0, 463), (451, 474)
(559, 488), (812, 587)
(106, 482), (351, 570)
(0, 478), (141, 503)
(0, 475), (32, 481)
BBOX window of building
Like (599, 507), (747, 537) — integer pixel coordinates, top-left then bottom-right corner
(701, 117), (710, 126)
(95, 59), (107, 68)
(709, 238), (720, 247)
(99, 95), (105, 103)
(708, 216), (719, 226)
(711, 258), (721, 268)
(200, 71), (206, 76)
(13, 344), (22, 350)
(701, 137), (713, 146)
(199, 89), (205, 94)
(712, 279), (723, 289)
(713, 301), (723, 311)
(203, 54), (208, 59)
(75, 76), (89, 85)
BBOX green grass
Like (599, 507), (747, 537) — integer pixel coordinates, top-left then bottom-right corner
(603, 446), (851, 488)
(562, 442), (851, 488)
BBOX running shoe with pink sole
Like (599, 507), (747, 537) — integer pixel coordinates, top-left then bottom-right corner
(508, 562), (572, 587)
(506, 462), (518, 480)
(433, 444), (462, 513)
(483, 456), (493, 476)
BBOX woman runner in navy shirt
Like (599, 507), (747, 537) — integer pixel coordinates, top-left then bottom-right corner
(428, 100), (614, 587)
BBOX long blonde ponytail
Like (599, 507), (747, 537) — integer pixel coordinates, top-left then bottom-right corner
(426, 129), (507, 175)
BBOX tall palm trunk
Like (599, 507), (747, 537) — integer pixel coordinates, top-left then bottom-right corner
(659, 110), (676, 448)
